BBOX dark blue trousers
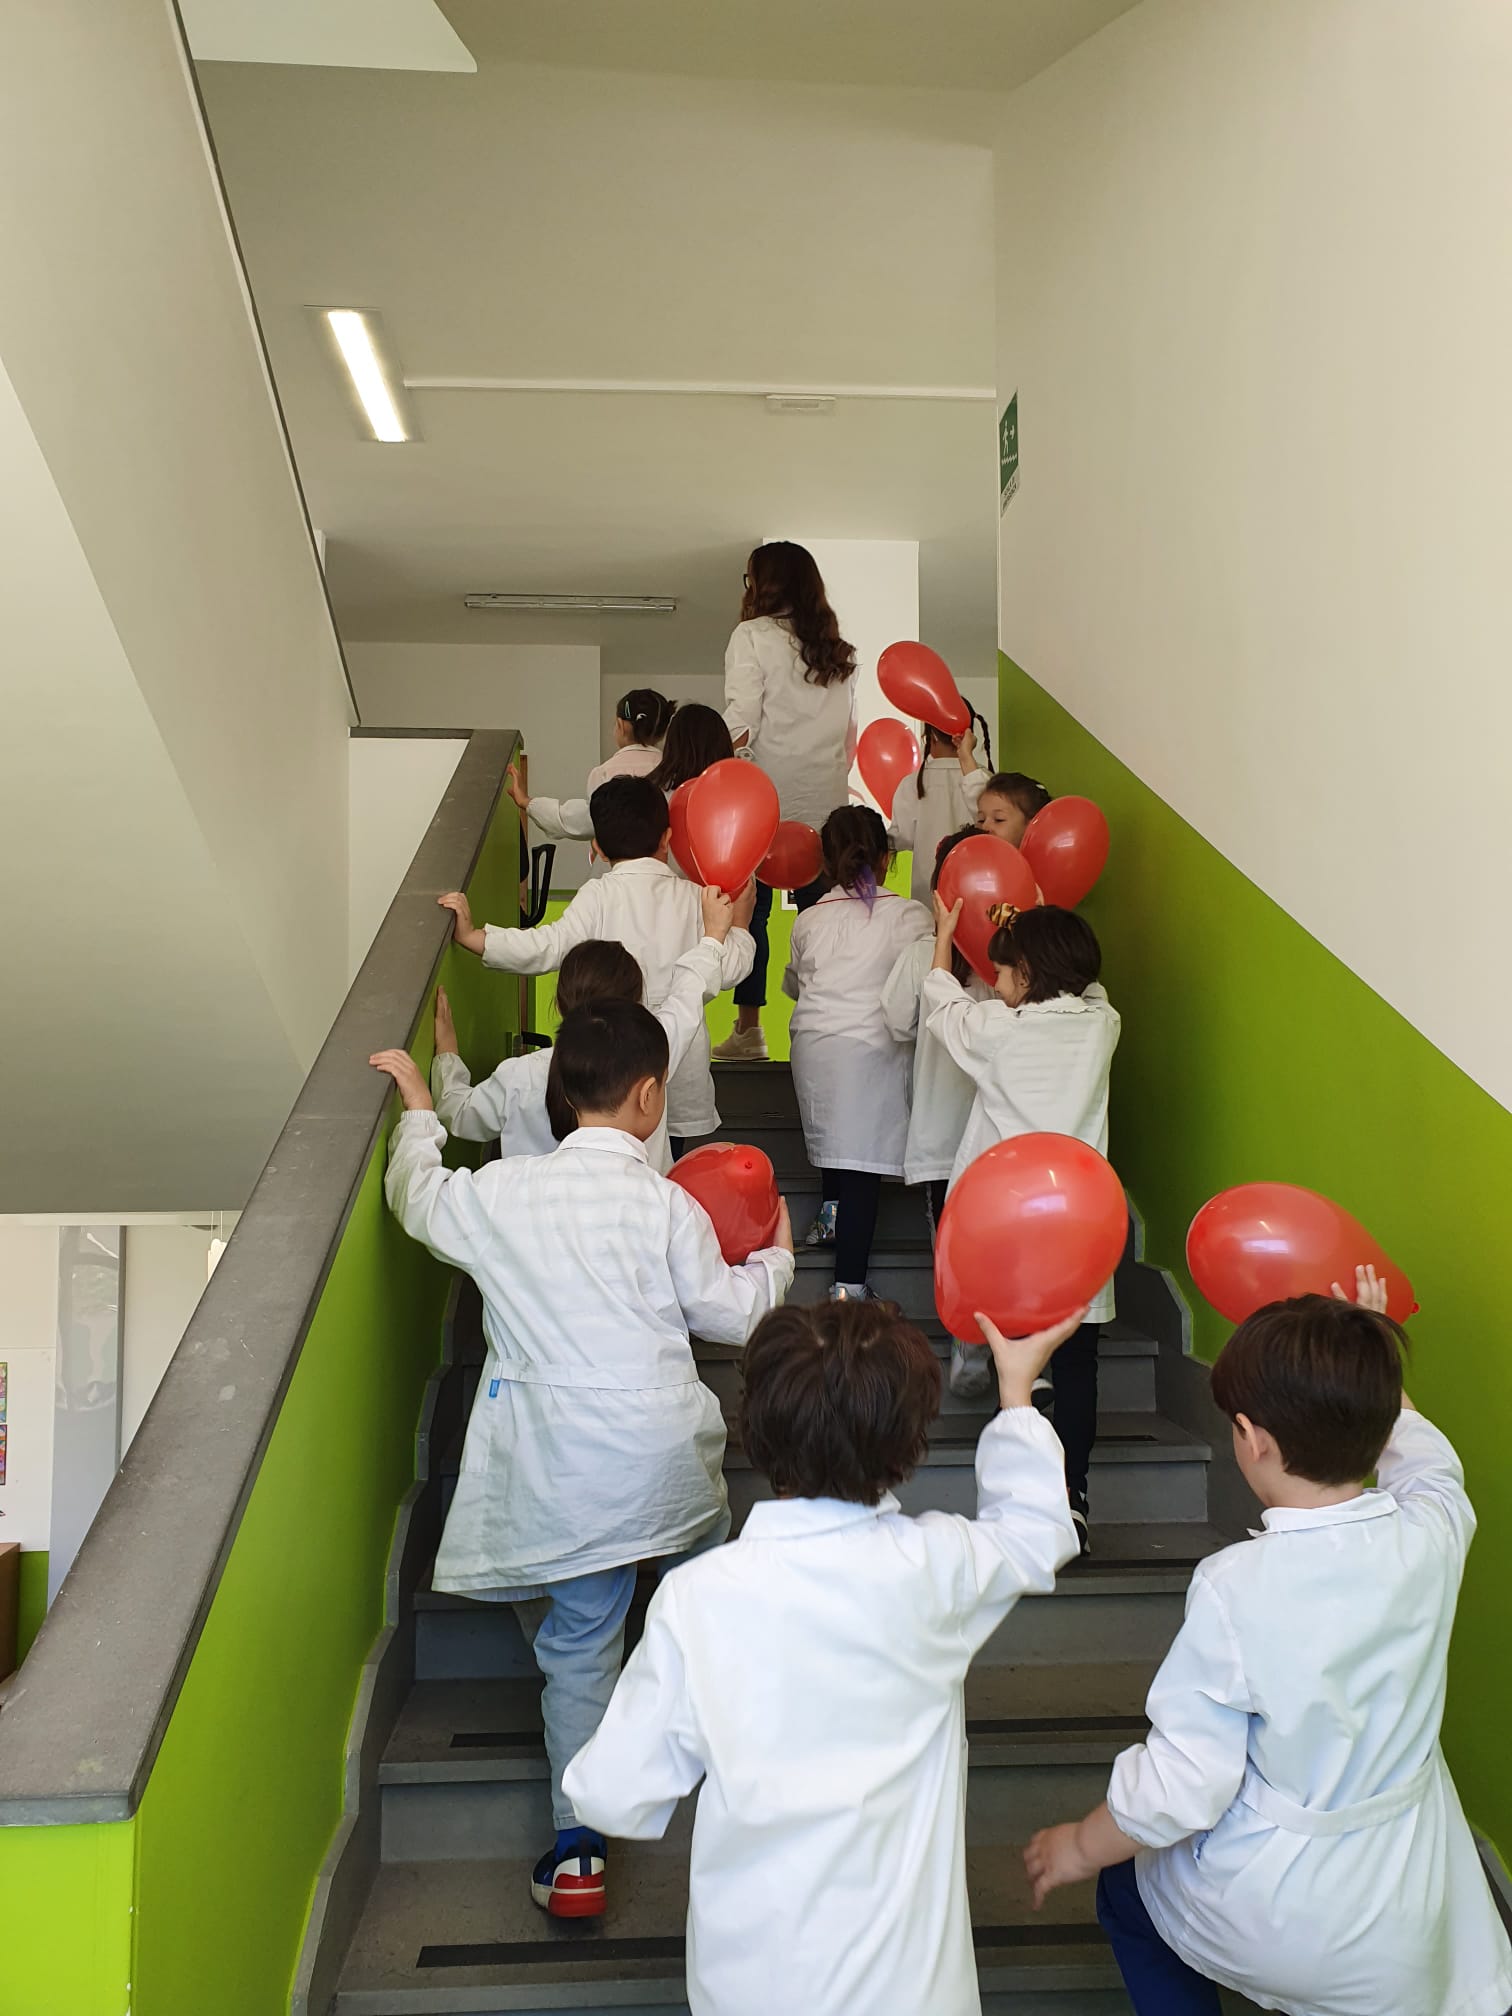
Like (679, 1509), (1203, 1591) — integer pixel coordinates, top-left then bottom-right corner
(1096, 1859), (1222, 2015)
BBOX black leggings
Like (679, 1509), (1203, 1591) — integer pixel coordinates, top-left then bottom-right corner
(821, 1168), (882, 1288)
(732, 875), (826, 1009)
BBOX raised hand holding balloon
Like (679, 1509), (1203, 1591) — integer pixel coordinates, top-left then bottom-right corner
(667, 1143), (783, 1263)
(877, 641), (970, 737)
(935, 1134), (1127, 1342)
(855, 718), (921, 819)
(1021, 797), (1110, 909)
(685, 759), (780, 894)
(934, 834), (1038, 984)
(1186, 1183), (1418, 1323)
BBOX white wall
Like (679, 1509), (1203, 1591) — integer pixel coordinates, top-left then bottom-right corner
(0, 1223), (60, 1567)
(996, 0), (1512, 1110)
(348, 736), (468, 978)
(349, 642), (600, 888)
(121, 1221), (237, 1453)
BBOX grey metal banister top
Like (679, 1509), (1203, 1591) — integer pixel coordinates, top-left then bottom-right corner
(0, 729), (520, 1824)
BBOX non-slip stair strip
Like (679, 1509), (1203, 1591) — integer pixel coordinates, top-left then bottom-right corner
(413, 1924), (1109, 1970)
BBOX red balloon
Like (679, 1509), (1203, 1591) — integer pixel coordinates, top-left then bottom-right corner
(1187, 1183), (1418, 1324)
(877, 641), (970, 737)
(1022, 797), (1110, 909)
(667, 1142), (782, 1263)
(935, 834), (1039, 985)
(856, 718), (921, 818)
(667, 779), (704, 881)
(936, 1133), (1127, 1343)
(757, 820), (823, 891)
(686, 759), (780, 894)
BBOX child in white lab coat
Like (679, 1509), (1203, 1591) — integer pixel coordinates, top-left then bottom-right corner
(889, 706), (992, 906)
(370, 1003), (795, 1922)
(432, 884), (752, 1172)
(564, 1295), (1082, 2016)
(925, 902), (1121, 1553)
(1026, 1269), (1512, 2016)
(510, 687), (676, 841)
(784, 806), (932, 1297)
(439, 776), (754, 1154)
(974, 769), (1051, 849)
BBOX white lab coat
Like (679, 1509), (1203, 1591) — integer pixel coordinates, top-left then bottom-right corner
(881, 938), (991, 1186)
(722, 616), (857, 828)
(385, 1119), (795, 1589)
(529, 740), (664, 843)
(564, 1407), (1078, 2016)
(1108, 1410), (1512, 2016)
(432, 937), (729, 1175)
(481, 859), (754, 1139)
(889, 758), (987, 905)
(923, 971), (1121, 1322)
(784, 889), (933, 1175)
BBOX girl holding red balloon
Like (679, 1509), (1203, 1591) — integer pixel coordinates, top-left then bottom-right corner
(888, 711), (994, 906)
(716, 543), (859, 1061)
(925, 901), (1122, 1555)
(784, 806), (932, 1297)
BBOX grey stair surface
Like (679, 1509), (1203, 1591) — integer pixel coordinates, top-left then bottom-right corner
(331, 1055), (1232, 2013)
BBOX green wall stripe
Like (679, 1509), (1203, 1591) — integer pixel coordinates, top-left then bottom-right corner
(16, 1549), (49, 1662)
(1000, 651), (1512, 1862)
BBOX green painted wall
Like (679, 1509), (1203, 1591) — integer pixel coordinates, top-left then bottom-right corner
(1000, 652), (1512, 1858)
(126, 802), (521, 2014)
(0, 1820), (134, 2016)
(17, 1550), (48, 1661)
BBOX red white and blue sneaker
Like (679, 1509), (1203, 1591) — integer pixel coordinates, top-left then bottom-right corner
(531, 1827), (607, 1918)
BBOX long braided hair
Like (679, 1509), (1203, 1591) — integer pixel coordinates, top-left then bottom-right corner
(914, 703), (994, 798)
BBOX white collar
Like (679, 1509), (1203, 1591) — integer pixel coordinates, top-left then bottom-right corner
(608, 855), (675, 878)
(740, 1492), (901, 1541)
(816, 886), (897, 906)
(1252, 1490), (1399, 1538)
(558, 1128), (651, 1162)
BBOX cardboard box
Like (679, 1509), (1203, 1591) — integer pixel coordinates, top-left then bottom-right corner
(0, 1541), (19, 1681)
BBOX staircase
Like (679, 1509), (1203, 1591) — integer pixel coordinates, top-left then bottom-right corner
(326, 1060), (1238, 2016)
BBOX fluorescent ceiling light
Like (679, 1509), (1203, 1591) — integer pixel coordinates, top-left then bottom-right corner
(463, 593), (678, 614)
(319, 308), (414, 442)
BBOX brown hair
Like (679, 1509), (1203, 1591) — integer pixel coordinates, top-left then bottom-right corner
(648, 703), (734, 793)
(615, 688), (676, 744)
(739, 1300), (942, 1505)
(740, 542), (857, 688)
(1210, 1295), (1406, 1485)
(588, 775), (671, 861)
(545, 1001), (669, 1142)
(932, 826), (979, 987)
(979, 770), (1052, 822)
(820, 805), (889, 905)
(555, 939), (644, 1017)
(988, 905), (1101, 1002)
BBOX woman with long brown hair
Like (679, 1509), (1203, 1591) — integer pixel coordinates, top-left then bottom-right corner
(714, 542), (858, 1060)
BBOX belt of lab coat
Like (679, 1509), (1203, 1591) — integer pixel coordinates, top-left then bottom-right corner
(487, 1356), (702, 1391)
(1238, 1754), (1436, 1837)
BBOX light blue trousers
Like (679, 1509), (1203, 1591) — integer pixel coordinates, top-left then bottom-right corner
(519, 1511), (732, 1831)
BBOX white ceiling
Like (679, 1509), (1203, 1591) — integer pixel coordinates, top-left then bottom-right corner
(198, 7), (1129, 697)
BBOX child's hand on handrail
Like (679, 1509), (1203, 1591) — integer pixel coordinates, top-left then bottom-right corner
(370, 1049), (434, 1113)
(504, 763), (530, 812)
(438, 891), (485, 956)
(434, 986), (459, 1057)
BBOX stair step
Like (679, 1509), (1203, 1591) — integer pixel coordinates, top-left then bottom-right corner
(335, 1846), (1122, 2014)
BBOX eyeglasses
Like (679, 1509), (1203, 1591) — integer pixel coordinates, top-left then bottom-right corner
(742, 573), (751, 590)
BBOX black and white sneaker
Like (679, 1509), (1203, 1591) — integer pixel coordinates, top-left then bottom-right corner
(1069, 1491), (1091, 1558)
(948, 1338), (994, 1402)
(1031, 1376), (1056, 1419)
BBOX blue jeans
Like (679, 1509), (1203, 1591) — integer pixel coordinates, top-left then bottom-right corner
(1096, 1859), (1222, 2015)
(523, 1511), (732, 1829)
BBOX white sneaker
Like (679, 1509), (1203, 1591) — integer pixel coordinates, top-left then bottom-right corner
(711, 1025), (768, 1062)
(949, 1339), (994, 1401)
(804, 1201), (837, 1247)
(829, 1282), (875, 1302)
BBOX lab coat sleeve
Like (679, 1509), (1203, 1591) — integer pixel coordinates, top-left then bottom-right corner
(924, 1409), (1079, 1657)
(890, 781), (921, 850)
(384, 1110), (492, 1271)
(717, 924), (756, 992)
(431, 1051), (511, 1143)
(528, 795), (595, 842)
(722, 625), (765, 749)
(960, 767), (987, 816)
(563, 1584), (706, 1838)
(657, 939), (726, 1075)
(1106, 1564), (1253, 1848)
(481, 883), (600, 975)
(921, 968), (1002, 1085)
(1376, 1409), (1477, 1570)
(665, 1187), (795, 1344)
(880, 940), (925, 1042)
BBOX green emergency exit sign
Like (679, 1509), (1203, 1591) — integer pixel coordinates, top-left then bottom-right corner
(999, 392), (1019, 510)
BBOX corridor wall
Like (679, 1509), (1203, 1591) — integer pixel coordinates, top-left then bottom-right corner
(995, 0), (1512, 1855)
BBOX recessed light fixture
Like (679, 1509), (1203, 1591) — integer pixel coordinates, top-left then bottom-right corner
(765, 394), (835, 415)
(463, 593), (678, 614)
(311, 307), (417, 443)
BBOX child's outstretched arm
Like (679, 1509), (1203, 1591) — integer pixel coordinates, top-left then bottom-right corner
(441, 881), (602, 976)
(563, 1583), (706, 1839)
(665, 1187), (795, 1344)
(1026, 1561), (1253, 1905)
(372, 1051), (492, 1269)
(429, 987), (508, 1142)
